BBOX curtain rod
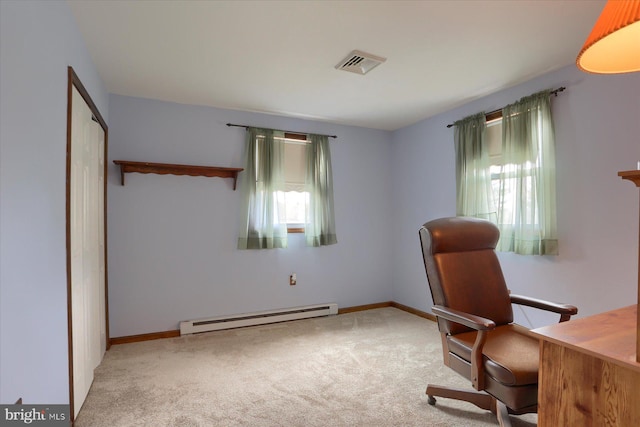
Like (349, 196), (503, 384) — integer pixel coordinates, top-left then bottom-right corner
(445, 86), (566, 128)
(226, 123), (337, 139)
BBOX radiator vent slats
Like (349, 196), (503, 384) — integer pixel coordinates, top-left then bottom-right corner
(180, 303), (339, 335)
(193, 306), (334, 326)
(335, 50), (386, 75)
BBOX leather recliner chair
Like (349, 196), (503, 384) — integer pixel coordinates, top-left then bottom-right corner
(418, 217), (578, 426)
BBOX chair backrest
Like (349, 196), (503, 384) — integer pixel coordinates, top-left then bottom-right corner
(419, 217), (513, 335)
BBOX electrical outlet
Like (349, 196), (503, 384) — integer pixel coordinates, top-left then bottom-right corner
(289, 273), (297, 286)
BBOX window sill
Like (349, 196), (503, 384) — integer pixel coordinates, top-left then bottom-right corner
(287, 227), (305, 234)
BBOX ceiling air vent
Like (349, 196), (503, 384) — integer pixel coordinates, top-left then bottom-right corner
(335, 50), (386, 75)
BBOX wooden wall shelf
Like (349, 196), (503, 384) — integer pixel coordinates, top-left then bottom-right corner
(619, 169), (640, 187)
(113, 160), (243, 190)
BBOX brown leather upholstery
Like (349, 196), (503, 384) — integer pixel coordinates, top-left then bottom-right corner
(419, 217), (577, 425)
(448, 324), (539, 386)
(420, 217), (513, 335)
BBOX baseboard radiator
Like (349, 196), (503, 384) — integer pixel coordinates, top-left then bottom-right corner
(180, 303), (338, 335)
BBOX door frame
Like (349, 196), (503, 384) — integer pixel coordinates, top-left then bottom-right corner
(65, 66), (109, 423)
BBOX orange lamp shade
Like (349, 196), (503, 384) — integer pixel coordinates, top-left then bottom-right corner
(576, 0), (640, 74)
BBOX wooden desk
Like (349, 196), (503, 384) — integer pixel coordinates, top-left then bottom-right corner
(531, 305), (640, 426)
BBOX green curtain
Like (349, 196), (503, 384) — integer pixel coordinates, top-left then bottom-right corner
(237, 128), (288, 249)
(454, 113), (497, 222)
(497, 90), (558, 255)
(305, 134), (337, 246)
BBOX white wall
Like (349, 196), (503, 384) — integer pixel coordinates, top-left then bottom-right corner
(390, 64), (640, 327)
(0, 1), (108, 404)
(107, 95), (393, 337)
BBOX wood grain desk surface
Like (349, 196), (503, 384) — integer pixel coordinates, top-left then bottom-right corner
(531, 304), (639, 373)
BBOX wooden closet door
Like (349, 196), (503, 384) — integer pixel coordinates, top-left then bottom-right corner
(70, 85), (105, 417)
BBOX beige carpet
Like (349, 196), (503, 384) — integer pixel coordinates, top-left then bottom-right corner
(75, 308), (537, 426)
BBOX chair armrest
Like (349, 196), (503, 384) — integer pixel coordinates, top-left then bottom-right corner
(432, 305), (493, 391)
(510, 294), (578, 322)
(432, 305), (496, 331)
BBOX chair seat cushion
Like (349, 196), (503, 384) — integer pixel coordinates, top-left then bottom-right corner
(447, 323), (539, 386)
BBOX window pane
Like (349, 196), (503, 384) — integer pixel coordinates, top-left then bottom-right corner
(285, 191), (307, 225)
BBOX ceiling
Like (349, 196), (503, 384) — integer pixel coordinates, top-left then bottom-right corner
(68, 0), (605, 131)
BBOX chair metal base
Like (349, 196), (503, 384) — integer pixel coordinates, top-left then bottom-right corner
(426, 384), (513, 427)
